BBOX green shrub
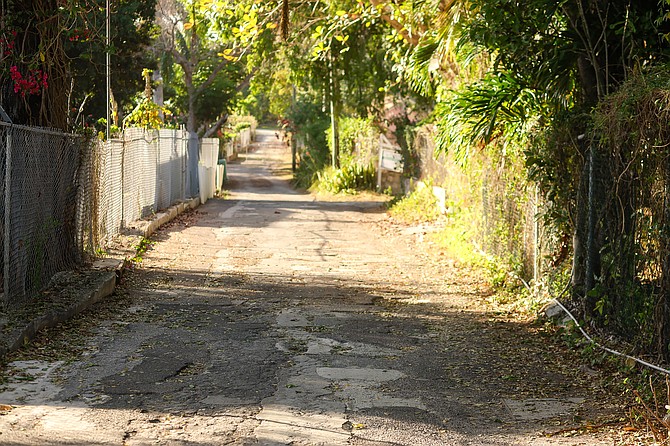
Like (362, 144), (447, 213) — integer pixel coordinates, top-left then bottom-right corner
(293, 149), (327, 189)
(315, 161), (376, 194)
(228, 115), (258, 131)
(233, 122), (251, 132)
(288, 97), (330, 189)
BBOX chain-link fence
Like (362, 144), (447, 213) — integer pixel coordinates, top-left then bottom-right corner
(0, 125), (213, 309)
(408, 125), (541, 280)
(95, 128), (188, 244)
(0, 121), (93, 307)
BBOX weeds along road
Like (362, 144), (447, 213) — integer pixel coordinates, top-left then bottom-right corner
(0, 129), (621, 445)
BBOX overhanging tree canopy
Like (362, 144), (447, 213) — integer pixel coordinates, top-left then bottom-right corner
(0, 0), (156, 130)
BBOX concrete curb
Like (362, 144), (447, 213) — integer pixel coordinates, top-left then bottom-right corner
(0, 197), (201, 358)
(126, 197), (201, 239)
(0, 271), (117, 357)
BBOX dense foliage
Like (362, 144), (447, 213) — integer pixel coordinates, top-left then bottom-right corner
(0, 0), (157, 130)
(432, 0), (670, 358)
(266, 0), (670, 360)
(7, 0), (670, 359)
(588, 66), (670, 354)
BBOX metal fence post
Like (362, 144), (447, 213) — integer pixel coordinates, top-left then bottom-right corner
(585, 143), (597, 304)
(156, 129), (161, 210)
(121, 130), (126, 227)
(3, 127), (11, 307)
(182, 129), (187, 201)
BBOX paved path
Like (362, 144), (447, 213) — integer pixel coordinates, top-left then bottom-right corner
(0, 129), (618, 445)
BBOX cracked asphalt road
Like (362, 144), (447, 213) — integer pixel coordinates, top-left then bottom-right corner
(0, 129), (621, 445)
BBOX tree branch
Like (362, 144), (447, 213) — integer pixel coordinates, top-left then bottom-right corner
(199, 67), (257, 138)
(236, 68), (257, 93)
(194, 56), (231, 97)
(368, 0), (419, 46)
(202, 113), (229, 138)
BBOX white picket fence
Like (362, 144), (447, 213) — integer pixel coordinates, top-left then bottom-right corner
(97, 129), (231, 239)
(199, 137), (226, 204)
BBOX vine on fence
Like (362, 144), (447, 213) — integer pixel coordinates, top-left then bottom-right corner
(589, 66), (670, 359)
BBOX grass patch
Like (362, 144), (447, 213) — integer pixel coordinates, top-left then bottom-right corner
(388, 186), (441, 224)
(428, 206), (484, 266)
(389, 183), (544, 315)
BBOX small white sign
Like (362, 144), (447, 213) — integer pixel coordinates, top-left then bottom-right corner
(380, 148), (403, 172)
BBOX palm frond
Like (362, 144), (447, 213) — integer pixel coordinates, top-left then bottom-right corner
(434, 72), (546, 164)
(404, 37), (440, 96)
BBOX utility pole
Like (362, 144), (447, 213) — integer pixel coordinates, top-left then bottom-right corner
(329, 50), (340, 168)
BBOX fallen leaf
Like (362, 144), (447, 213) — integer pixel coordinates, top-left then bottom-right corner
(0, 404), (13, 412)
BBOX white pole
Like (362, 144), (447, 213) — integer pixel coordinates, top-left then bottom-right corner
(106, 0), (110, 140)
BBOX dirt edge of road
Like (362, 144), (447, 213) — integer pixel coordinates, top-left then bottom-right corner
(0, 197), (201, 359)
